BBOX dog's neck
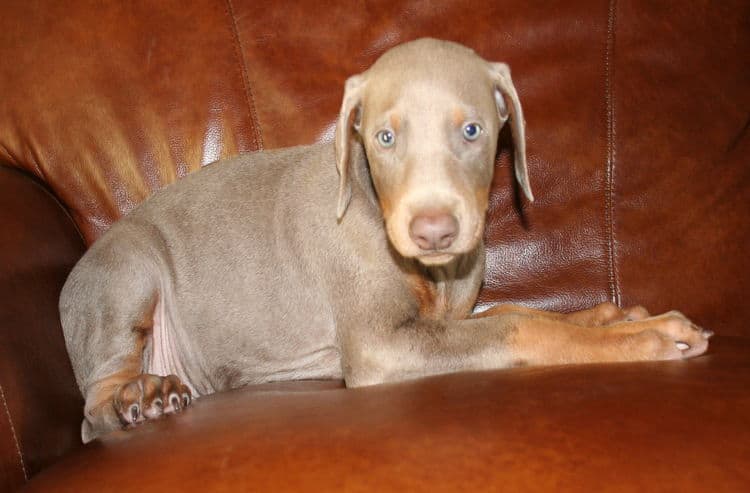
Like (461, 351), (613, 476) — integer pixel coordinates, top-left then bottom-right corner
(400, 244), (485, 321)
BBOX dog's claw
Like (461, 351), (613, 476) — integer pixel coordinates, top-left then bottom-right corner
(168, 393), (181, 413)
(129, 404), (140, 423)
(675, 341), (690, 351)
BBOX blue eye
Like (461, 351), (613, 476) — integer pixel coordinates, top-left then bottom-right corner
(462, 123), (482, 141)
(376, 129), (395, 148)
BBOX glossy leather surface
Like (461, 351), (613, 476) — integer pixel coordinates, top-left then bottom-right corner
(24, 338), (750, 492)
(0, 167), (85, 491)
(2, 1), (747, 335)
(0, 0), (747, 490)
(0, 0), (260, 244)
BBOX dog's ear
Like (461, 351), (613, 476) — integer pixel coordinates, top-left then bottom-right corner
(335, 74), (366, 220)
(489, 63), (534, 202)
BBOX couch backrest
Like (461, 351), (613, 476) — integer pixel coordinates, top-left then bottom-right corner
(1, 0), (748, 339)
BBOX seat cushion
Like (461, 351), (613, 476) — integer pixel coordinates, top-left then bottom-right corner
(23, 336), (750, 492)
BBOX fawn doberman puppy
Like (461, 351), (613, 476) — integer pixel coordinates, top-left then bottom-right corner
(60, 38), (712, 442)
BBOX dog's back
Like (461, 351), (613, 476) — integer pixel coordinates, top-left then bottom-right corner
(59, 142), (393, 440)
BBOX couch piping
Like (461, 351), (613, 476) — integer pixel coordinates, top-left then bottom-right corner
(604, 0), (622, 306)
(0, 381), (28, 481)
(224, 0), (265, 151)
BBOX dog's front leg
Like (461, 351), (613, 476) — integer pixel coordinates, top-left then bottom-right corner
(340, 310), (712, 387)
(475, 302), (651, 327)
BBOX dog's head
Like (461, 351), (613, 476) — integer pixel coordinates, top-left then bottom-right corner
(335, 38), (532, 266)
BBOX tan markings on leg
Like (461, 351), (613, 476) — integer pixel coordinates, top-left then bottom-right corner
(85, 296), (157, 420)
(473, 304), (566, 321)
(622, 305), (650, 321)
(502, 311), (711, 365)
(563, 302), (651, 326)
(500, 315), (628, 365)
(563, 302), (623, 326)
(475, 302), (646, 327)
(85, 330), (147, 420)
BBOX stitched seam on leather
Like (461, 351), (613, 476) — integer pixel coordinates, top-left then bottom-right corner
(0, 382), (29, 481)
(604, 0), (622, 306)
(224, 0), (265, 151)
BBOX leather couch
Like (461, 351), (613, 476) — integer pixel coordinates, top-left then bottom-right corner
(1, 1), (748, 491)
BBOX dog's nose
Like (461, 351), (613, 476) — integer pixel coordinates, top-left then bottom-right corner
(409, 211), (459, 251)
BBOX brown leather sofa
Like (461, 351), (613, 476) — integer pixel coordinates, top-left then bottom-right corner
(1, 1), (748, 491)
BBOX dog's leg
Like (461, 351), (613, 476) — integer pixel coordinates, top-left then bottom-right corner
(476, 302), (650, 326)
(75, 295), (193, 442)
(61, 235), (193, 442)
(341, 309), (711, 386)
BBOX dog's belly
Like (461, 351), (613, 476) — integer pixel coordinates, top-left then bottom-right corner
(143, 277), (343, 397)
(201, 305), (344, 390)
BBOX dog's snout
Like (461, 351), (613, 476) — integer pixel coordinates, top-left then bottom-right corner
(409, 211), (459, 251)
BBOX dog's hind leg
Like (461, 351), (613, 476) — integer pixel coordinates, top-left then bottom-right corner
(76, 299), (192, 443)
(60, 233), (192, 442)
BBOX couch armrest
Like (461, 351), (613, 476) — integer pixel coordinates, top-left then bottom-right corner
(0, 166), (85, 491)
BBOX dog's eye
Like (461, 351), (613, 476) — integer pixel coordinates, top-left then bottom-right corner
(462, 123), (482, 141)
(376, 129), (395, 148)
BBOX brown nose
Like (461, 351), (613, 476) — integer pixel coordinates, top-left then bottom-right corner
(409, 212), (459, 251)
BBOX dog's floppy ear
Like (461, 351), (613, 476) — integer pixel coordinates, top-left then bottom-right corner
(489, 62), (534, 202)
(335, 73), (366, 220)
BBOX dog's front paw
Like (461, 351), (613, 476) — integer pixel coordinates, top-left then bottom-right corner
(615, 311), (713, 361)
(620, 305), (650, 322)
(112, 374), (192, 428)
(566, 302), (651, 326)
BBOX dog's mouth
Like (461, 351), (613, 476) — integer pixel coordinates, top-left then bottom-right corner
(416, 252), (457, 266)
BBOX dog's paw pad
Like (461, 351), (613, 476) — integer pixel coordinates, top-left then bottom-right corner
(113, 374), (192, 428)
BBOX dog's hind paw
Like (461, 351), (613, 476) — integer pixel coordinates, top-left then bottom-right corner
(112, 374), (192, 428)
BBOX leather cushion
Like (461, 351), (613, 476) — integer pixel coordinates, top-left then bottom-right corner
(23, 336), (750, 492)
